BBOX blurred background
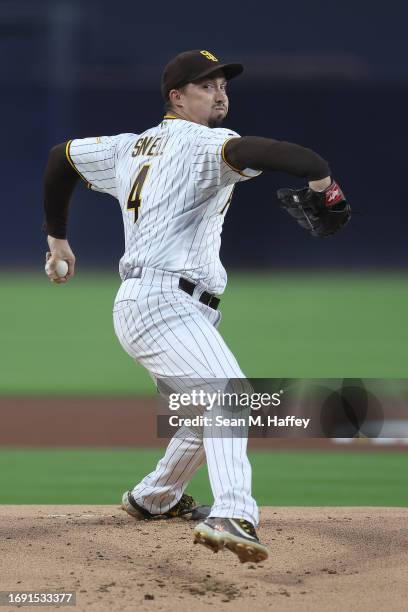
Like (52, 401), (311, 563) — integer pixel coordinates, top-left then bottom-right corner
(0, 0), (407, 506)
(2, 0), (408, 268)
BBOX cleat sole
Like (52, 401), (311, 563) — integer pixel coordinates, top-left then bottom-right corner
(193, 522), (268, 563)
(225, 540), (268, 563)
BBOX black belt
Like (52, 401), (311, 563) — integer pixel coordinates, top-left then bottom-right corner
(179, 277), (220, 310)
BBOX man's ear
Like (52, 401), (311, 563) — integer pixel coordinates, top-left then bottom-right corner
(168, 88), (183, 108)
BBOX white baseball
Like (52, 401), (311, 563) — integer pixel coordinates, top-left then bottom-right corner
(55, 260), (69, 277)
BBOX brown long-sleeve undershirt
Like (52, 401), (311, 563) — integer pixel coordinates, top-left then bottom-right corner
(224, 136), (330, 180)
(43, 143), (79, 239)
(43, 136), (330, 239)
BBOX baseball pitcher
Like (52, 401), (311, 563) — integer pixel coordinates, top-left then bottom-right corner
(43, 49), (350, 563)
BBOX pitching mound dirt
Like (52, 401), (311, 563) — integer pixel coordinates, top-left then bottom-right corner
(1, 506), (407, 611)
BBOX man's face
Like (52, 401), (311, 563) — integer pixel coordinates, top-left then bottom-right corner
(171, 72), (229, 128)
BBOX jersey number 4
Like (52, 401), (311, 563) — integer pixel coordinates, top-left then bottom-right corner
(127, 164), (151, 223)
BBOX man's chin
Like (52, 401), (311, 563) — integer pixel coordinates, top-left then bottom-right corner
(208, 112), (227, 128)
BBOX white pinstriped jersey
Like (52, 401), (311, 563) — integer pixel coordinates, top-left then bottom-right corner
(67, 116), (261, 294)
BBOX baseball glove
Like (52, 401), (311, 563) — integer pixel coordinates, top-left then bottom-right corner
(277, 181), (351, 237)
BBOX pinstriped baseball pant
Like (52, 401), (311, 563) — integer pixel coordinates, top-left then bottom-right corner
(113, 267), (259, 525)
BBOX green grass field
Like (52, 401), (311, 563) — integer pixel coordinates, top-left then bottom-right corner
(0, 449), (406, 506)
(1, 271), (408, 394)
(1, 272), (407, 508)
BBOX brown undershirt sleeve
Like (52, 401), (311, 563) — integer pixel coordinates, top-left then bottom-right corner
(224, 136), (330, 181)
(43, 142), (80, 239)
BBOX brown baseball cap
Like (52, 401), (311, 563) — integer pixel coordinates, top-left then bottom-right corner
(161, 49), (243, 100)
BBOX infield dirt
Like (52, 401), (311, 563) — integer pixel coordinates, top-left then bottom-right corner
(1, 506), (407, 611)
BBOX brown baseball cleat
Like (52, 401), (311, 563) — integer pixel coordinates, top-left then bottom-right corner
(121, 491), (210, 521)
(193, 517), (268, 563)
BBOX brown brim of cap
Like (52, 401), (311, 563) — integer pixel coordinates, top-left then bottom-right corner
(190, 62), (244, 84)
